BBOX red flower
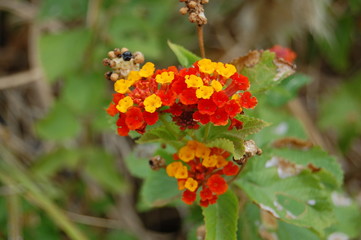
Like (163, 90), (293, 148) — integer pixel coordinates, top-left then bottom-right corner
(171, 79), (187, 94)
(168, 103), (183, 116)
(179, 88), (198, 105)
(182, 189), (197, 205)
(157, 89), (176, 106)
(143, 111), (158, 125)
(200, 200), (209, 207)
(240, 91), (257, 109)
(125, 107), (144, 130)
(116, 114), (129, 136)
(200, 187), (213, 201)
(198, 99), (217, 115)
(224, 100), (241, 118)
(112, 93), (124, 104)
(223, 162), (239, 176)
(207, 174), (228, 195)
(210, 108), (229, 126)
(106, 103), (118, 117)
(231, 74), (250, 91)
(228, 118), (243, 130)
(193, 111), (210, 124)
(211, 91), (229, 108)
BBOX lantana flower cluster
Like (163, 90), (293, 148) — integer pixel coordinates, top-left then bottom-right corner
(106, 58), (257, 136)
(166, 140), (240, 207)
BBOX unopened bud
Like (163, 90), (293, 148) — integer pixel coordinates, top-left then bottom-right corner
(108, 51), (116, 59)
(102, 58), (111, 66)
(104, 71), (112, 80)
(109, 60), (116, 68)
(133, 51), (145, 64)
(110, 73), (119, 82)
(113, 48), (121, 56)
(188, 1), (197, 8)
(121, 47), (129, 54)
(201, 0), (209, 4)
(179, 7), (188, 15)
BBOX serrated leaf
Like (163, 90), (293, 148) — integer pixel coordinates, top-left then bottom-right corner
(208, 115), (269, 141)
(136, 121), (183, 146)
(238, 202), (320, 240)
(168, 40), (201, 67)
(236, 154), (335, 235)
(202, 190), (239, 240)
(266, 74), (311, 106)
(140, 169), (179, 206)
(271, 147), (343, 188)
(207, 138), (235, 155)
(230, 50), (295, 93)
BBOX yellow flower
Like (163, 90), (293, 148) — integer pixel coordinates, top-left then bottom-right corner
(231, 94), (240, 100)
(198, 59), (217, 74)
(185, 178), (198, 192)
(196, 86), (214, 99)
(186, 140), (199, 150)
(216, 63), (237, 78)
(155, 71), (175, 84)
(178, 179), (186, 190)
(127, 71), (141, 85)
(139, 62), (155, 78)
(211, 80), (223, 92)
(143, 94), (162, 113)
(215, 155), (228, 168)
(202, 155), (218, 168)
(195, 143), (211, 159)
(166, 162), (183, 177)
(178, 146), (195, 162)
(114, 79), (130, 94)
(175, 165), (188, 179)
(116, 96), (133, 113)
(185, 75), (203, 88)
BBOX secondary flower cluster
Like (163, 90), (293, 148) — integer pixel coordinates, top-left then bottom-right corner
(106, 58), (257, 136)
(166, 140), (239, 207)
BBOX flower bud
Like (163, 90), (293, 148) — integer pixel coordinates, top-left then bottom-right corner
(179, 7), (188, 15)
(110, 73), (119, 82)
(113, 48), (121, 56)
(108, 51), (116, 59)
(188, 1), (197, 8)
(201, 0), (209, 4)
(133, 51), (145, 64)
(120, 47), (129, 54)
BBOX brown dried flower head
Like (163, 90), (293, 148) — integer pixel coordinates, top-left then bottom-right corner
(178, 0), (208, 26)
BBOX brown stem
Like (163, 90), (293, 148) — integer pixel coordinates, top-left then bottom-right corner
(197, 25), (206, 58)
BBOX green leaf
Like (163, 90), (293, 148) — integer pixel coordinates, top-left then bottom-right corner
(32, 148), (81, 178)
(140, 169), (179, 206)
(236, 154), (335, 235)
(167, 40), (201, 67)
(266, 74), (311, 106)
(136, 121), (183, 147)
(202, 190), (239, 240)
(35, 101), (82, 141)
(207, 138), (235, 155)
(208, 115), (269, 141)
(271, 147), (343, 189)
(39, 29), (91, 82)
(83, 148), (125, 193)
(326, 192), (361, 239)
(123, 151), (151, 179)
(238, 202), (320, 240)
(231, 50), (295, 93)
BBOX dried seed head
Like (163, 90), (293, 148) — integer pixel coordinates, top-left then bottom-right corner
(179, 7), (188, 15)
(149, 156), (166, 170)
(110, 73), (119, 82)
(189, 12), (197, 23)
(108, 51), (116, 59)
(201, 0), (209, 4)
(133, 51), (145, 64)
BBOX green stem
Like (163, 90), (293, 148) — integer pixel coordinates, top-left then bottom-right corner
(0, 149), (88, 240)
(203, 123), (211, 142)
(7, 192), (22, 240)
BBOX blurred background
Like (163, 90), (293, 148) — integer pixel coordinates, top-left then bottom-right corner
(0, 0), (360, 239)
